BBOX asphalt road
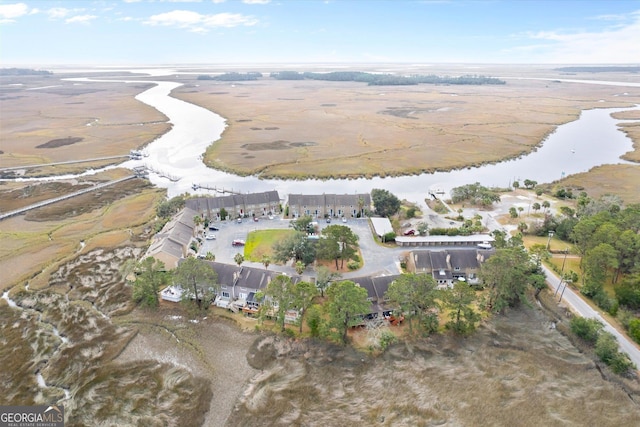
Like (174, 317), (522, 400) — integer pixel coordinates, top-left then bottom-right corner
(542, 264), (640, 369)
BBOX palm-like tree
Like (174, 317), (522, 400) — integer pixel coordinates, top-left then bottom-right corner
(262, 255), (271, 270)
(234, 253), (244, 267)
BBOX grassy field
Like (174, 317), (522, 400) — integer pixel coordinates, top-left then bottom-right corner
(244, 229), (293, 261)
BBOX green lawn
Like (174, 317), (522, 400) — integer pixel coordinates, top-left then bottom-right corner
(245, 229), (294, 262)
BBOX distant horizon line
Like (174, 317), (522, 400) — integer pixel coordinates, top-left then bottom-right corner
(3, 61), (640, 69)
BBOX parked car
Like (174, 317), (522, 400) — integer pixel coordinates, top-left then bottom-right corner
(206, 233), (216, 240)
(253, 217), (259, 222)
(232, 239), (245, 246)
(208, 225), (219, 231)
(342, 217), (347, 223)
(268, 215), (274, 220)
(326, 218), (331, 223)
(403, 229), (416, 236)
(237, 218), (242, 223)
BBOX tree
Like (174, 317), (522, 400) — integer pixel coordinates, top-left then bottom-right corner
(295, 260), (305, 275)
(325, 280), (370, 343)
(262, 274), (295, 331)
(192, 215), (203, 231)
(480, 246), (537, 312)
(581, 243), (618, 298)
(542, 200), (551, 213)
(322, 225), (359, 269)
(417, 221), (429, 236)
(290, 215), (313, 232)
(512, 181), (520, 189)
(532, 202), (541, 214)
(132, 257), (168, 308)
(315, 265), (341, 297)
(157, 195), (185, 218)
(234, 252), (245, 267)
(273, 232), (316, 266)
(261, 255), (271, 270)
(442, 281), (479, 335)
(523, 179), (537, 189)
(219, 207), (228, 221)
(371, 188), (401, 218)
(315, 236), (341, 269)
(384, 274), (439, 335)
(292, 281), (318, 332)
(517, 222), (528, 233)
(174, 258), (218, 310)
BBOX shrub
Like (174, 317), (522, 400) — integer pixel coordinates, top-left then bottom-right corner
(382, 232), (396, 243)
(347, 260), (360, 270)
(628, 319), (640, 345)
(595, 332), (635, 375)
(306, 304), (322, 337)
(379, 330), (397, 350)
(570, 316), (603, 344)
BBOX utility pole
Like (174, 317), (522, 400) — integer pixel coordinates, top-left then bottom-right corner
(546, 230), (554, 250)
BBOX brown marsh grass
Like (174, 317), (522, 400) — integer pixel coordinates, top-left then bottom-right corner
(229, 305), (640, 427)
(0, 77), (170, 171)
(172, 76), (640, 179)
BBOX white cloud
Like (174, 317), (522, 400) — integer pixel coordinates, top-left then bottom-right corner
(0, 2), (29, 23)
(144, 10), (258, 32)
(243, 0), (270, 4)
(46, 7), (89, 20)
(65, 14), (97, 24)
(519, 10), (640, 63)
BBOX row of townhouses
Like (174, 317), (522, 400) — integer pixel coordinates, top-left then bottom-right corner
(185, 191), (372, 220)
(160, 248), (493, 318)
(186, 190), (281, 219)
(287, 193), (371, 218)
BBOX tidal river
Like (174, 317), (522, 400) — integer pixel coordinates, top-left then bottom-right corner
(56, 74), (640, 204)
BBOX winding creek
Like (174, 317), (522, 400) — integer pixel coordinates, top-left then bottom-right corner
(8, 72), (640, 205)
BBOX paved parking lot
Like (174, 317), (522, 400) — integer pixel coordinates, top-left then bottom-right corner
(197, 216), (406, 277)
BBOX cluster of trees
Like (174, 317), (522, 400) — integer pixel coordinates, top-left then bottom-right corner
(258, 272), (482, 344)
(0, 68), (52, 76)
(450, 182), (501, 207)
(371, 188), (401, 218)
(526, 192), (639, 345)
(155, 195), (186, 232)
(570, 317), (635, 375)
(480, 243), (546, 312)
(130, 257), (218, 313)
(270, 71), (505, 86)
(197, 72), (262, 81)
(512, 179), (538, 190)
(272, 216), (360, 272)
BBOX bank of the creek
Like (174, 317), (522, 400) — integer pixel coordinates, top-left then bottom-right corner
(7, 71), (640, 206)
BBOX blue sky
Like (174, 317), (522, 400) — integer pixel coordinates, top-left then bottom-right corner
(1, 0), (639, 65)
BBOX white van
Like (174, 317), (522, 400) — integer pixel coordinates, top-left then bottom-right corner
(478, 242), (492, 250)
